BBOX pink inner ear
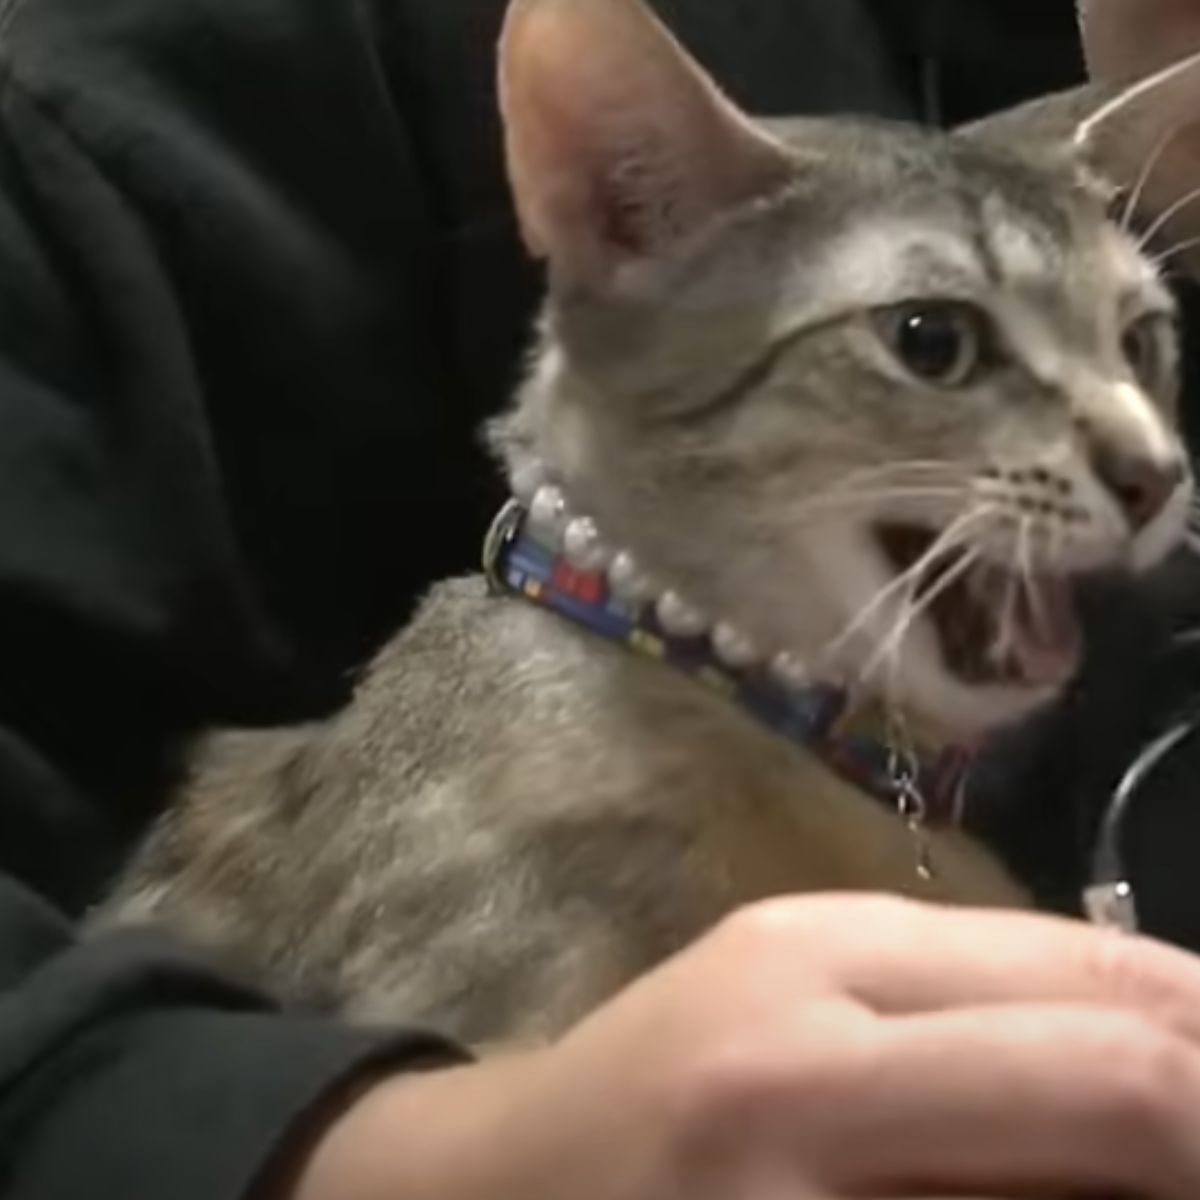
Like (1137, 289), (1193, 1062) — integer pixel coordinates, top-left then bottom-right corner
(596, 168), (656, 257)
(499, 0), (792, 284)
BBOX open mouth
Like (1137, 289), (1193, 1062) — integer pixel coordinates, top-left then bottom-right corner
(874, 523), (1082, 688)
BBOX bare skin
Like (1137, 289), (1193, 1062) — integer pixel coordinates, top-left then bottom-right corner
(291, 894), (1200, 1200)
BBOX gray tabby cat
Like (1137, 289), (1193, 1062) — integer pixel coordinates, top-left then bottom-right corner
(100, 0), (1200, 1049)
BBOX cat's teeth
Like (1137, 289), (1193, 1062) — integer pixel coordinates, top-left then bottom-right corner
(712, 623), (759, 669)
(564, 517), (612, 572)
(608, 551), (656, 603)
(769, 651), (811, 691)
(529, 484), (568, 543)
(657, 591), (708, 639)
(511, 461), (546, 505)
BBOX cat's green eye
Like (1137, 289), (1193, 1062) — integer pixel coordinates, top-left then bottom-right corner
(875, 301), (990, 389)
(1121, 312), (1170, 393)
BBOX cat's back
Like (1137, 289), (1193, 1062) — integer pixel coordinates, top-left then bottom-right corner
(346, 571), (750, 797)
(100, 574), (748, 1031)
(102, 572), (1021, 1041)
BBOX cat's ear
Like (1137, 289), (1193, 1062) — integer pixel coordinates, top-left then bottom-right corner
(498, 0), (793, 288)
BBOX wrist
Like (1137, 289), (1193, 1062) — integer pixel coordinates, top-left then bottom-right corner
(286, 1051), (559, 1200)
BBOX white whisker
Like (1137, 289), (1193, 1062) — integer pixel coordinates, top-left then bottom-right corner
(1122, 123), (1182, 233)
(1138, 180), (1200, 251)
(1151, 233), (1200, 272)
(831, 459), (961, 488)
(795, 459), (963, 503)
(773, 460), (969, 528)
(819, 506), (993, 667)
(1047, 510), (1066, 560)
(990, 562), (1021, 668)
(881, 562), (927, 710)
(789, 485), (965, 525)
(1014, 516), (1049, 634)
(860, 547), (983, 686)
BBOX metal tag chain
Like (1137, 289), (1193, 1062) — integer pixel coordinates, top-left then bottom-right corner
(886, 712), (937, 884)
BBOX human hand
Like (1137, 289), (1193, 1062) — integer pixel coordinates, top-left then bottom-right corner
(292, 894), (1200, 1200)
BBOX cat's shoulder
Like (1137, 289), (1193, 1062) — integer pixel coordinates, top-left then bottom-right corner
(359, 571), (636, 710)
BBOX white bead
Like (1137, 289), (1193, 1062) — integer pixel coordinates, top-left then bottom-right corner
(529, 484), (567, 543)
(510, 460), (545, 505)
(608, 551), (655, 603)
(770, 651), (811, 691)
(712, 622), (760, 669)
(564, 517), (611, 572)
(657, 591), (708, 639)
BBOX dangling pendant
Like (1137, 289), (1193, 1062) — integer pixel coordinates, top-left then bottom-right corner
(909, 814), (936, 884)
(887, 725), (938, 885)
(900, 785), (936, 884)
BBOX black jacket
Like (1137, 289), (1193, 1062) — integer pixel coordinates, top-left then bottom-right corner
(0, 0), (1178, 1196)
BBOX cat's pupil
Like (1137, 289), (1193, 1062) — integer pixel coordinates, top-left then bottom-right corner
(896, 308), (969, 383)
(872, 301), (986, 388)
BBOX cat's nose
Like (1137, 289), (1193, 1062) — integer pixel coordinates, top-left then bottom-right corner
(1088, 442), (1185, 531)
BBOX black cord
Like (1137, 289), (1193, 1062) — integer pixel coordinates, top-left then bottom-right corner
(919, 55), (944, 127)
(1085, 712), (1200, 930)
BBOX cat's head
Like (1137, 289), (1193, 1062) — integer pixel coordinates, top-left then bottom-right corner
(491, 0), (1200, 741)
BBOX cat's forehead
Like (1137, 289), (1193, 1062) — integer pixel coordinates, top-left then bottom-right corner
(806, 203), (1155, 308)
(768, 121), (1166, 319)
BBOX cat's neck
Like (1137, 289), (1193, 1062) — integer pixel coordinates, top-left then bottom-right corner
(486, 492), (976, 827)
(496, 463), (965, 756)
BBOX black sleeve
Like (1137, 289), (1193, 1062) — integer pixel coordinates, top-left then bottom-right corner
(0, 876), (466, 1199)
(0, 0), (480, 1194)
(0, 0), (503, 919)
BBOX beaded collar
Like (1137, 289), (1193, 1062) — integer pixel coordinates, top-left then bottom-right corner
(483, 475), (974, 842)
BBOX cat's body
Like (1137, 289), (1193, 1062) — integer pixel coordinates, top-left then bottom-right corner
(111, 576), (1022, 1044)
(100, 0), (1200, 1056)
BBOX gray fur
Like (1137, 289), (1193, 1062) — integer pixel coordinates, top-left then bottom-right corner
(97, 3), (1198, 1048)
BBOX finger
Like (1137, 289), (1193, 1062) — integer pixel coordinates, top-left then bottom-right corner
(806, 1004), (1200, 1199)
(756, 893), (1200, 1039)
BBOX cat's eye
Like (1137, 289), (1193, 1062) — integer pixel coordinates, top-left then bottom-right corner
(874, 301), (990, 389)
(1121, 312), (1171, 393)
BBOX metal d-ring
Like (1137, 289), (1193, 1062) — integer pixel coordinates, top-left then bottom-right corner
(482, 499), (525, 595)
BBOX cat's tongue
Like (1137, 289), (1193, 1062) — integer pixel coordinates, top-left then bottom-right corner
(963, 563), (1080, 687)
(1004, 570), (1081, 687)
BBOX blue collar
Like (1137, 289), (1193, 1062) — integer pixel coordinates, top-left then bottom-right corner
(483, 500), (972, 829)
